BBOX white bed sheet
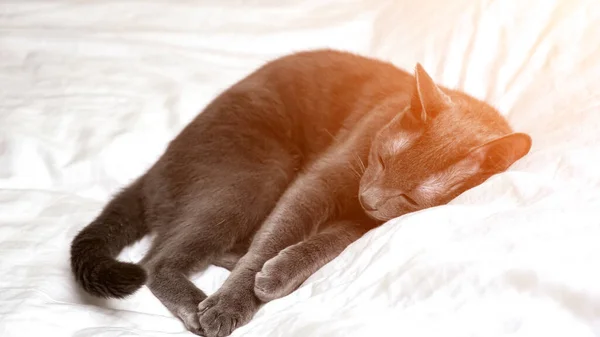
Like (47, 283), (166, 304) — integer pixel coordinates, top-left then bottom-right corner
(1, 0), (600, 336)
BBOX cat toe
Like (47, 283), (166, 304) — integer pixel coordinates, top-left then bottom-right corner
(176, 307), (203, 335)
(197, 291), (257, 337)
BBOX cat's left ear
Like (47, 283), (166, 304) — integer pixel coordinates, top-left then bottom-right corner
(408, 63), (452, 124)
(466, 132), (532, 175)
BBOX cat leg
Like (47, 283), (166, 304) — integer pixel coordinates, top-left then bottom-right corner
(196, 161), (365, 337)
(142, 230), (229, 335)
(197, 203), (319, 336)
(212, 249), (245, 271)
(144, 256), (208, 335)
(254, 220), (368, 302)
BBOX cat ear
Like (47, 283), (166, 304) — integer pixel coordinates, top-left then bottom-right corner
(467, 132), (532, 175)
(407, 63), (452, 126)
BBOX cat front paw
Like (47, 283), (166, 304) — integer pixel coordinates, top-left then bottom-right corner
(254, 254), (295, 302)
(197, 290), (258, 337)
(254, 271), (285, 302)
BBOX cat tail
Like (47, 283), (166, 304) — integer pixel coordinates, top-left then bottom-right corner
(70, 179), (148, 298)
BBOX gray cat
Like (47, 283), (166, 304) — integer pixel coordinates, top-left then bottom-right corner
(70, 49), (531, 337)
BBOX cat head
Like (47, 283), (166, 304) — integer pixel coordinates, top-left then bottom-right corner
(359, 64), (532, 222)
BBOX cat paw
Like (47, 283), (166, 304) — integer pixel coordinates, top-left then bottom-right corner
(197, 290), (258, 337)
(254, 255), (293, 302)
(177, 307), (204, 336)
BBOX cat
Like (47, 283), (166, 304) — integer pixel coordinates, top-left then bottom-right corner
(70, 49), (531, 337)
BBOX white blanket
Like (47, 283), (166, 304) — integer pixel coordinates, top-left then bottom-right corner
(1, 0), (599, 336)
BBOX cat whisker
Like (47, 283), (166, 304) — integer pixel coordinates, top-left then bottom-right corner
(353, 153), (366, 174)
(323, 128), (336, 140)
(357, 155), (366, 173)
(348, 164), (362, 179)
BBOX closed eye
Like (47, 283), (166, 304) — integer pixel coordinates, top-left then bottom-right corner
(448, 180), (467, 193)
(377, 154), (385, 169)
(401, 193), (418, 206)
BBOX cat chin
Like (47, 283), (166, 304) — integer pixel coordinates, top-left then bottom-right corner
(364, 209), (394, 223)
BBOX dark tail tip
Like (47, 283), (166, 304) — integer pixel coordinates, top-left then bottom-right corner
(72, 254), (147, 299)
(70, 179), (148, 298)
(95, 261), (147, 298)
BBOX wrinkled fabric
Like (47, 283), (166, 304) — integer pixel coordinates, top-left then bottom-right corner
(1, 0), (599, 336)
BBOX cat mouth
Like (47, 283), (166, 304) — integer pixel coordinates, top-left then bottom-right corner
(360, 196), (396, 222)
(363, 208), (394, 222)
(360, 193), (415, 222)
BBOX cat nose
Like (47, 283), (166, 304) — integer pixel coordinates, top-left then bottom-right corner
(360, 196), (376, 211)
(359, 188), (381, 211)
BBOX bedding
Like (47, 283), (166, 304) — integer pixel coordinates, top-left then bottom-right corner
(1, 0), (600, 336)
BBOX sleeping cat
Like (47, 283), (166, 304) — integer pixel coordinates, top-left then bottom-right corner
(70, 49), (531, 337)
